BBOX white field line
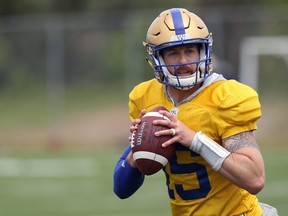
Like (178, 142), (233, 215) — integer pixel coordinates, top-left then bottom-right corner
(0, 157), (98, 177)
(0, 158), (287, 199)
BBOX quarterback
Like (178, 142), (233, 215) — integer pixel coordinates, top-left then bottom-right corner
(113, 8), (278, 215)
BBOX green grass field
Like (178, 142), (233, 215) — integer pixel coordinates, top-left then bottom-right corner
(0, 146), (287, 216)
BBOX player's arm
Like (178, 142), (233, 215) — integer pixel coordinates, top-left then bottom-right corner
(155, 110), (265, 194)
(186, 130), (265, 194)
(219, 131), (265, 194)
(113, 145), (145, 199)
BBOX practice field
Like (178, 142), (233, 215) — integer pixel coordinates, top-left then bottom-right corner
(0, 146), (287, 216)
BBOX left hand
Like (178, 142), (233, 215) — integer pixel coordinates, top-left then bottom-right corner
(153, 110), (196, 149)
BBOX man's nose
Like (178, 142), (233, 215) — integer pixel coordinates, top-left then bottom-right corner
(178, 53), (188, 64)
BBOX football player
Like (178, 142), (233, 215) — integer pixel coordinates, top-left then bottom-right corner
(113, 8), (278, 216)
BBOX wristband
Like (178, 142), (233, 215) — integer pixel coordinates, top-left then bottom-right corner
(190, 131), (230, 171)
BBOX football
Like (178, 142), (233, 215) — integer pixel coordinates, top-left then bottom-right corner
(131, 106), (175, 175)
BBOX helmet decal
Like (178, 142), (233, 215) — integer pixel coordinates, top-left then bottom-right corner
(170, 8), (185, 35)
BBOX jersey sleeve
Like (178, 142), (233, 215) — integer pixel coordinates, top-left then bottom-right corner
(214, 80), (262, 139)
(128, 79), (161, 121)
(128, 82), (146, 121)
(113, 145), (145, 199)
(128, 96), (141, 121)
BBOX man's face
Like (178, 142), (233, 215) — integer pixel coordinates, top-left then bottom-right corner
(161, 44), (200, 76)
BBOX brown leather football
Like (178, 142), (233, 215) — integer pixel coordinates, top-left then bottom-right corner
(131, 106), (175, 175)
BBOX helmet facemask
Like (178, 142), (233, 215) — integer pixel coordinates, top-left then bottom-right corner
(146, 36), (213, 90)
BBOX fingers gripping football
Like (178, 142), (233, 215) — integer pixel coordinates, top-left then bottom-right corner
(154, 110), (195, 149)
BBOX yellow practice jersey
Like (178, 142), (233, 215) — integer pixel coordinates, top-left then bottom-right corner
(129, 77), (262, 216)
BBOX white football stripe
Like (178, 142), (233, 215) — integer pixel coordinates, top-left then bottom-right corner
(143, 112), (170, 121)
(133, 151), (168, 166)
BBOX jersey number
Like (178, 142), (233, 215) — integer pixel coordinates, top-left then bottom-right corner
(166, 151), (211, 200)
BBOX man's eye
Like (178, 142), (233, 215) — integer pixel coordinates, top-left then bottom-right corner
(168, 52), (177, 56)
